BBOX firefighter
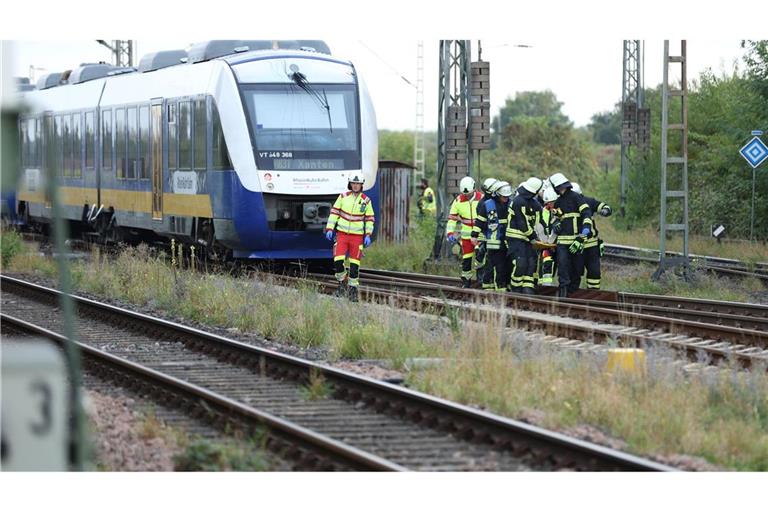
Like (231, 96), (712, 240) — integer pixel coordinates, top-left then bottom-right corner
(571, 183), (612, 289)
(535, 187), (560, 286)
(446, 176), (483, 288)
(506, 177), (543, 294)
(325, 175), (375, 302)
(417, 178), (436, 216)
(472, 180), (512, 290)
(548, 173), (594, 298)
(474, 177), (501, 287)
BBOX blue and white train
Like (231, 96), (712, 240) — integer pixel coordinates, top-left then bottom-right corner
(8, 40), (379, 260)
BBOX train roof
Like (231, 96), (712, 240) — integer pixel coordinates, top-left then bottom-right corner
(17, 45), (354, 114)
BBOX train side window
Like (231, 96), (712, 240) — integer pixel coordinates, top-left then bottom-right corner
(73, 112), (82, 178)
(194, 98), (206, 170)
(178, 100), (192, 170)
(36, 117), (42, 168)
(21, 118), (38, 169)
(54, 116), (63, 176)
(168, 102), (177, 170)
(19, 119), (28, 168)
(102, 109), (113, 173)
(139, 105), (150, 179)
(126, 106), (137, 180)
(62, 114), (71, 177)
(30, 119), (38, 168)
(115, 108), (126, 179)
(85, 111), (95, 170)
(211, 100), (232, 170)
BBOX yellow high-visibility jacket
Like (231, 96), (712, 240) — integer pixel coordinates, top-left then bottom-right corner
(325, 191), (375, 236)
(422, 187), (436, 213)
(446, 191), (483, 240)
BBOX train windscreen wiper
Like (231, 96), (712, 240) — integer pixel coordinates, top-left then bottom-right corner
(289, 70), (333, 133)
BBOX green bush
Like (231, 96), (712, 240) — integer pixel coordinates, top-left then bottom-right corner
(1, 229), (23, 268)
(174, 438), (269, 471)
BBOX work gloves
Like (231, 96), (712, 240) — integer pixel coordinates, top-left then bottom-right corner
(325, 230), (334, 242)
(600, 205), (612, 217)
(447, 233), (457, 243)
(580, 226), (592, 238)
(599, 239), (606, 257)
(364, 235), (371, 248)
(569, 238), (584, 254)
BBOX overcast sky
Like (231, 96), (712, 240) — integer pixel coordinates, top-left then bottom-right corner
(5, 39), (748, 132)
(1, 1), (760, 132)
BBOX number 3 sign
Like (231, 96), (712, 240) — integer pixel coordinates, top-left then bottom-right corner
(1, 341), (69, 470)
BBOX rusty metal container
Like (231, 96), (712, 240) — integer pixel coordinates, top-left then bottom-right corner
(376, 160), (413, 244)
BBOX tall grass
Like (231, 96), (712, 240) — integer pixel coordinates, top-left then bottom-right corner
(410, 316), (768, 470)
(600, 261), (766, 302)
(5, 242), (450, 369)
(600, 219), (768, 264)
(6, 239), (767, 468)
(1, 229), (24, 269)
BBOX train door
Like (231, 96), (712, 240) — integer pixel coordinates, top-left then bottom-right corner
(151, 99), (163, 220)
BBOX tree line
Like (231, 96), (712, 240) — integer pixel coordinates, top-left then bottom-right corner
(378, 40), (767, 240)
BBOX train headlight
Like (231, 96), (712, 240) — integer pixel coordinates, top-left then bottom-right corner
(304, 205), (318, 219)
(281, 209), (292, 220)
(266, 183), (275, 191)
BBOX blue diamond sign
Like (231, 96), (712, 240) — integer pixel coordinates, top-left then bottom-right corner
(740, 136), (768, 168)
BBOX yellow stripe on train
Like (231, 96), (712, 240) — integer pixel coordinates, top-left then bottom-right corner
(18, 187), (213, 218)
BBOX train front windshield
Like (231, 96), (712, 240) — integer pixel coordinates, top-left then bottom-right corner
(242, 84), (361, 171)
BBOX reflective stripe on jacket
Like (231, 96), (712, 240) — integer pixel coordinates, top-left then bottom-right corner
(506, 188), (542, 243)
(326, 191), (375, 236)
(472, 197), (509, 250)
(582, 195), (608, 248)
(447, 191), (483, 240)
(553, 190), (593, 245)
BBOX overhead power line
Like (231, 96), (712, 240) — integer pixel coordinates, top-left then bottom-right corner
(357, 41), (416, 88)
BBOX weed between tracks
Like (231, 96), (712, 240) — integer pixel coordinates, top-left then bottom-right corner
(6, 240), (768, 469)
(409, 319), (768, 470)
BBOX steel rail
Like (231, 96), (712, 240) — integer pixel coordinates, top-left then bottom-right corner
(0, 274), (671, 471)
(360, 268), (768, 328)
(1, 313), (406, 471)
(298, 274), (767, 369)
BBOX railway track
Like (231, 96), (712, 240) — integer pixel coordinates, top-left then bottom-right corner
(0, 275), (670, 471)
(360, 268), (768, 331)
(304, 270), (768, 370)
(603, 243), (768, 283)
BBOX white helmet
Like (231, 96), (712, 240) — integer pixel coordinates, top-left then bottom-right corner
(496, 181), (514, 198)
(459, 176), (476, 195)
(571, 182), (582, 194)
(347, 174), (365, 190)
(481, 178), (499, 194)
(542, 188), (558, 203)
(549, 172), (569, 189)
(521, 177), (543, 195)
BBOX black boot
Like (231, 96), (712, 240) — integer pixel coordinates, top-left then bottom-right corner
(461, 277), (471, 289)
(335, 281), (348, 298)
(557, 286), (569, 298)
(348, 285), (359, 302)
(522, 287), (534, 295)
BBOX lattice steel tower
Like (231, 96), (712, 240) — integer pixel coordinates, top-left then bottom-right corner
(620, 40), (649, 217)
(432, 40), (472, 259)
(653, 40), (690, 281)
(413, 41), (426, 191)
(96, 40), (135, 67)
